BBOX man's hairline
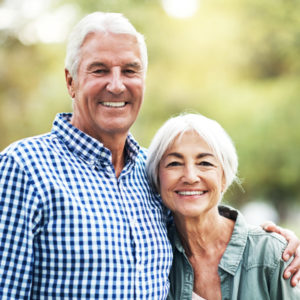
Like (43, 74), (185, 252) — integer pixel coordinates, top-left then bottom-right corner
(69, 30), (147, 80)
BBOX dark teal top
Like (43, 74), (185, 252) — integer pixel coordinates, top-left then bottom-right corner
(168, 206), (300, 300)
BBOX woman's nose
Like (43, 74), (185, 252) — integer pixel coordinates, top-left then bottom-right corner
(182, 166), (200, 184)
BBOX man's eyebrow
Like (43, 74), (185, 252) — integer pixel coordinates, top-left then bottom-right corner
(124, 62), (143, 70)
(87, 62), (142, 71)
(87, 62), (106, 71)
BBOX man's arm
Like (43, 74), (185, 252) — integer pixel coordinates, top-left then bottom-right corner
(269, 255), (300, 299)
(262, 221), (300, 287)
(0, 154), (39, 299)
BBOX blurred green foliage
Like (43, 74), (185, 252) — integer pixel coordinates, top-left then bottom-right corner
(0, 0), (299, 226)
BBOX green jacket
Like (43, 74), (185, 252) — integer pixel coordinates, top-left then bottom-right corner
(168, 206), (300, 300)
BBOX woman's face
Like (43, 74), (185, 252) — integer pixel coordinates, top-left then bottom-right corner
(158, 131), (225, 218)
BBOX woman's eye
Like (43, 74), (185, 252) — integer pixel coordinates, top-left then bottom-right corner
(199, 161), (213, 167)
(166, 161), (182, 167)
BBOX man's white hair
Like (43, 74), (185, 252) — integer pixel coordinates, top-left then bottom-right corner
(65, 12), (148, 79)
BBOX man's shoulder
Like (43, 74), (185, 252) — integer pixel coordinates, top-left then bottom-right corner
(1, 132), (53, 160)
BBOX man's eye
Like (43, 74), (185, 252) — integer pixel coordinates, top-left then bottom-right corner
(123, 69), (136, 75)
(94, 69), (107, 74)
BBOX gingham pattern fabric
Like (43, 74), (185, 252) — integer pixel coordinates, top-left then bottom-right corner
(0, 113), (173, 299)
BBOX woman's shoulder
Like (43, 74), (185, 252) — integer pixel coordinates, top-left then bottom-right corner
(247, 223), (287, 244)
(219, 205), (287, 270)
(243, 223), (287, 270)
(246, 223), (287, 251)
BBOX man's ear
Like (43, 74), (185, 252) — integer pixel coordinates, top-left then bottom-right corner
(65, 69), (75, 99)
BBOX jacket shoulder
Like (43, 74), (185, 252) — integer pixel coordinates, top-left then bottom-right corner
(243, 225), (287, 269)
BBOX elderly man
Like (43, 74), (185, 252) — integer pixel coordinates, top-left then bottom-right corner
(0, 12), (299, 299)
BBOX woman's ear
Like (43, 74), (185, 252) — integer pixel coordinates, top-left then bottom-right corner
(155, 175), (161, 194)
(221, 172), (226, 193)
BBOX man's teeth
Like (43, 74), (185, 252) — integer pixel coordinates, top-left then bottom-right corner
(102, 102), (126, 107)
(177, 191), (205, 196)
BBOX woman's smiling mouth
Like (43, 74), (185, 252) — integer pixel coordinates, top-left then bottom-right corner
(176, 190), (206, 196)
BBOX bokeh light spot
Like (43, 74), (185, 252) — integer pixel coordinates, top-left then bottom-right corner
(162, 0), (199, 19)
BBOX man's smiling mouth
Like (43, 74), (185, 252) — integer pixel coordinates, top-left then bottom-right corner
(101, 102), (126, 108)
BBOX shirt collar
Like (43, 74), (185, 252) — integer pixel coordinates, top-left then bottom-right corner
(169, 224), (185, 254)
(51, 113), (140, 165)
(218, 206), (248, 275)
(170, 205), (248, 275)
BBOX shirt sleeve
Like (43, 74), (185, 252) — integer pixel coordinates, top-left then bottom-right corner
(0, 154), (41, 299)
(270, 256), (300, 299)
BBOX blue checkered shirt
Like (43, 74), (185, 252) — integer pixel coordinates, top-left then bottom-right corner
(0, 113), (173, 299)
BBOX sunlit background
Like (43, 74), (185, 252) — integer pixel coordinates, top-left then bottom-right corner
(162, 0), (199, 18)
(0, 0), (300, 234)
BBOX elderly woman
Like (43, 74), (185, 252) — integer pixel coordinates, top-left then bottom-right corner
(146, 114), (300, 300)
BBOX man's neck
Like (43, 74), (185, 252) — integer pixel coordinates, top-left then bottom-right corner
(102, 134), (127, 178)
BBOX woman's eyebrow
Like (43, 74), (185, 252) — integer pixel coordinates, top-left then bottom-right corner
(165, 152), (183, 159)
(196, 153), (214, 159)
(165, 152), (214, 159)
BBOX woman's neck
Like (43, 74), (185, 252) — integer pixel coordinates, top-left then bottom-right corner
(173, 208), (235, 300)
(173, 208), (235, 258)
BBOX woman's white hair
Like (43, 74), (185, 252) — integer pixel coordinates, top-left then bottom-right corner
(146, 113), (239, 194)
(65, 12), (148, 79)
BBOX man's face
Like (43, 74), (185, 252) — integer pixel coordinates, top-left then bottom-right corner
(66, 31), (145, 142)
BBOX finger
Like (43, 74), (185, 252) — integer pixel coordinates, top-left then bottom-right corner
(260, 221), (275, 230)
(282, 233), (300, 261)
(261, 222), (282, 234)
(283, 247), (300, 286)
(291, 269), (300, 287)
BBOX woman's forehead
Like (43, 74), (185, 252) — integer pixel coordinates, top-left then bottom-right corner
(164, 131), (215, 157)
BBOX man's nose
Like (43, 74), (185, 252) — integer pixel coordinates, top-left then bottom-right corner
(106, 68), (125, 95)
(182, 166), (200, 184)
